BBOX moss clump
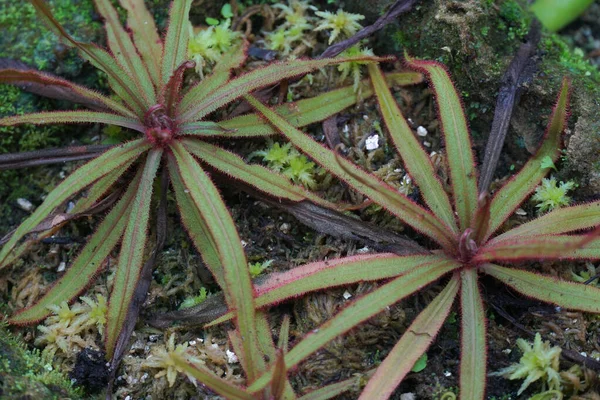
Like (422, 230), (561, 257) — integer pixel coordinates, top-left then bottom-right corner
(0, 322), (84, 399)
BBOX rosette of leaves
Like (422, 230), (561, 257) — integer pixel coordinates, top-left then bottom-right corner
(0, 0), (425, 394)
(204, 59), (600, 398)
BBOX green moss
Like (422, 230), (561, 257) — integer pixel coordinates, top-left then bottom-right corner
(0, 322), (84, 399)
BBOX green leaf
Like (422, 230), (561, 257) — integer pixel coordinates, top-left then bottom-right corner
(221, 3), (233, 18)
(206, 17), (219, 26)
(94, 0), (155, 105)
(540, 155), (557, 171)
(459, 269), (486, 400)
(482, 263), (600, 313)
(169, 141), (265, 379)
(298, 370), (375, 400)
(368, 64), (457, 233)
(9, 168), (142, 324)
(119, 0), (163, 87)
(178, 121), (235, 136)
(358, 276), (459, 400)
(0, 111), (145, 132)
(248, 258), (460, 393)
(485, 78), (570, 241)
(177, 55), (387, 122)
(405, 56), (478, 231)
(161, 0), (192, 85)
(105, 148), (162, 358)
(0, 139), (149, 268)
(244, 94), (455, 250)
(182, 139), (339, 209)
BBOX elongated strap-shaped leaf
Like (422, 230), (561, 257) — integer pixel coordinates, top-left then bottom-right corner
(474, 234), (600, 263)
(0, 139), (148, 268)
(368, 64), (457, 233)
(105, 149), (162, 357)
(247, 258), (460, 393)
(484, 78), (570, 241)
(359, 276), (459, 400)
(299, 370), (376, 400)
(161, 0), (192, 85)
(178, 121), (234, 136)
(94, 0), (155, 104)
(182, 139), (340, 209)
(0, 69), (137, 118)
(70, 163), (133, 214)
(30, 0), (147, 115)
(482, 263), (600, 313)
(169, 142), (264, 379)
(119, 0), (163, 87)
(173, 359), (255, 400)
(219, 72), (422, 138)
(9, 169), (142, 324)
(494, 200), (600, 241)
(459, 269), (486, 400)
(244, 94), (455, 250)
(405, 56), (478, 231)
(0, 111), (144, 132)
(167, 156), (226, 293)
(177, 43), (249, 115)
(177, 55), (388, 122)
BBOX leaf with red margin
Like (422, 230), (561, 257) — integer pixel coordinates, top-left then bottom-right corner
(94, 0), (155, 104)
(119, 0), (163, 87)
(298, 370), (375, 400)
(459, 269), (486, 400)
(244, 94), (455, 250)
(0, 67), (136, 117)
(0, 139), (149, 268)
(405, 55), (478, 231)
(482, 263), (600, 313)
(177, 55), (390, 122)
(484, 78), (570, 241)
(169, 141), (265, 380)
(247, 258), (460, 393)
(0, 111), (144, 132)
(358, 275), (459, 400)
(9, 168), (142, 325)
(178, 121), (234, 136)
(161, 0), (192, 85)
(105, 148), (162, 358)
(368, 63), (457, 234)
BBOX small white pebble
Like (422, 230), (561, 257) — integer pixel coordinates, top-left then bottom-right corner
(400, 394), (416, 400)
(416, 126), (428, 137)
(279, 223), (290, 233)
(502, 348), (512, 354)
(343, 124), (349, 133)
(343, 291), (352, 300)
(59, 171), (66, 179)
(430, 151), (437, 157)
(572, 319), (578, 323)
(57, 262), (66, 272)
(16, 198), (33, 212)
(356, 246), (370, 254)
(226, 349), (239, 364)
(197, 337), (204, 343)
(125, 396), (131, 400)
(444, 371), (452, 377)
(515, 208), (527, 216)
(423, 141), (431, 148)
(241, 240), (248, 248)
(141, 373), (149, 382)
(189, 340), (196, 346)
(66, 201), (75, 213)
(394, 168), (403, 173)
(363, 115), (369, 120)
(408, 118), (414, 125)
(365, 134), (380, 150)
(581, 352), (588, 357)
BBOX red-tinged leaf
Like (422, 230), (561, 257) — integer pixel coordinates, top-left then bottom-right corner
(206, 253), (439, 327)
(482, 263), (600, 313)
(9, 169), (141, 325)
(94, 0), (155, 104)
(29, 0), (148, 115)
(70, 164), (132, 214)
(459, 269), (486, 400)
(271, 350), (287, 400)
(0, 139), (149, 268)
(244, 94), (455, 250)
(474, 234), (600, 263)
(105, 148), (162, 358)
(182, 139), (340, 209)
(359, 275), (459, 400)
(119, 0), (163, 87)
(218, 72), (423, 138)
(247, 258), (460, 393)
(177, 55), (390, 122)
(405, 55), (478, 231)
(172, 359), (255, 400)
(0, 110), (145, 133)
(168, 157), (226, 291)
(277, 315), (291, 353)
(169, 141), (264, 379)
(161, 0), (192, 85)
(299, 371), (376, 400)
(494, 200), (600, 241)
(0, 67), (136, 117)
(177, 42), (249, 115)
(160, 61), (195, 117)
(484, 78), (570, 241)
(178, 121), (233, 136)
(368, 64), (457, 233)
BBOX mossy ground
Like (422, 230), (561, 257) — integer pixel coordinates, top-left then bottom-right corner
(2, 0), (600, 398)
